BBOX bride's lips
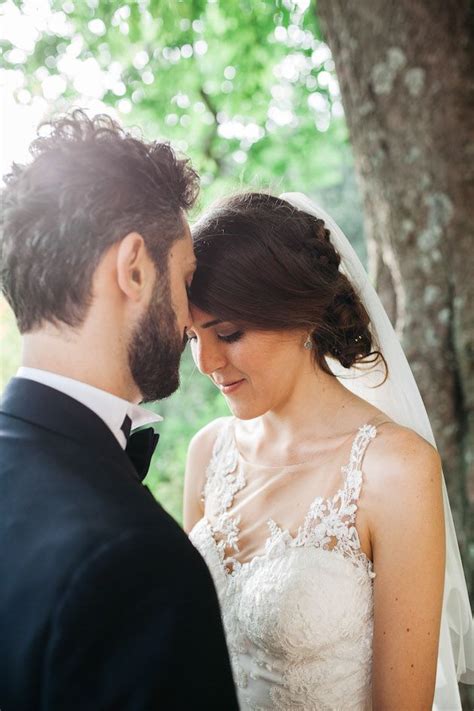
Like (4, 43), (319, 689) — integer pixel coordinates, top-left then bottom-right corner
(216, 379), (245, 394)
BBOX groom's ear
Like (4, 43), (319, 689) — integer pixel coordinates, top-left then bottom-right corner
(115, 232), (154, 302)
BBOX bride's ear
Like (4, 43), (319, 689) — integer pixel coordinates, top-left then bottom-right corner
(116, 232), (155, 302)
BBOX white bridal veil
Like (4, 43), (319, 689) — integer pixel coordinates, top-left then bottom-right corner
(280, 192), (474, 710)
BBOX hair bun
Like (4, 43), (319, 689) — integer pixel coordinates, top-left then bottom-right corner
(320, 281), (375, 369)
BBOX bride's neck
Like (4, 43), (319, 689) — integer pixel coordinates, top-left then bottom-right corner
(258, 365), (360, 443)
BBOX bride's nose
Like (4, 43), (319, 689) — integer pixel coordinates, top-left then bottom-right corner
(195, 340), (228, 376)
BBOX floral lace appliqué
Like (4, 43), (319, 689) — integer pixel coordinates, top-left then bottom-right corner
(202, 420), (246, 573)
(266, 424), (377, 577)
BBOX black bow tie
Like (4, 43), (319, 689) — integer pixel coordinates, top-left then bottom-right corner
(121, 416), (160, 482)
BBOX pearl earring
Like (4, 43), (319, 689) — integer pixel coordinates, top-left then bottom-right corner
(303, 335), (313, 350)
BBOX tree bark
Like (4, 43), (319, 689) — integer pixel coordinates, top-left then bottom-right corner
(317, 0), (474, 605)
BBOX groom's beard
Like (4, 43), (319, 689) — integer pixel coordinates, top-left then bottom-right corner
(128, 278), (185, 403)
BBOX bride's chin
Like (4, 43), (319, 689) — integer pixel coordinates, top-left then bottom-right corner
(225, 398), (266, 421)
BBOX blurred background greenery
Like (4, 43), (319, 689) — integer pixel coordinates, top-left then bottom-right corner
(0, 0), (366, 522)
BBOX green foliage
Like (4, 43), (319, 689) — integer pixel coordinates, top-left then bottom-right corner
(1, 0), (353, 202)
(0, 0), (366, 520)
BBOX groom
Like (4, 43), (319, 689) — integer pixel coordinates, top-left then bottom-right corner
(0, 111), (237, 710)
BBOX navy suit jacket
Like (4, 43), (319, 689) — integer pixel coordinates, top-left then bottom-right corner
(0, 377), (238, 710)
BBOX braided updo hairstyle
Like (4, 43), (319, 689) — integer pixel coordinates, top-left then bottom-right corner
(191, 192), (386, 377)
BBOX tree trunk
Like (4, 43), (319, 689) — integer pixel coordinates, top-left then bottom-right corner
(317, 0), (474, 676)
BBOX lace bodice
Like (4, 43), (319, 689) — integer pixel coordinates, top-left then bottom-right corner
(190, 419), (376, 710)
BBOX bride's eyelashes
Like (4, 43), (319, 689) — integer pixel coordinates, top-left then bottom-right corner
(185, 330), (244, 344)
(218, 330), (244, 344)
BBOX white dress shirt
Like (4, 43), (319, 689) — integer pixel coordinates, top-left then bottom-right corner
(16, 367), (162, 449)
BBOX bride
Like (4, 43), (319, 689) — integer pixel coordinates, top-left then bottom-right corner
(183, 192), (473, 710)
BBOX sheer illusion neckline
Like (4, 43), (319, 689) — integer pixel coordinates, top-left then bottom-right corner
(198, 419), (377, 578)
(231, 424), (360, 470)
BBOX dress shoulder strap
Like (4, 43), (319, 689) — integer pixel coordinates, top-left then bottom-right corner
(202, 417), (242, 511)
(209, 417), (238, 471)
(293, 423), (377, 573)
(342, 424), (377, 503)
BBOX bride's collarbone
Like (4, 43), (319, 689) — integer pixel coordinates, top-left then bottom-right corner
(233, 403), (384, 457)
(233, 424), (363, 469)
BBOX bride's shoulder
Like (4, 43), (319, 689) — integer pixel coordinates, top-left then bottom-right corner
(184, 417), (234, 532)
(361, 423), (444, 567)
(368, 421), (440, 464)
(364, 421), (442, 498)
(186, 417), (234, 479)
(188, 416), (234, 458)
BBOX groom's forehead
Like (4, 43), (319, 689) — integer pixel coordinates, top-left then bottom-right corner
(168, 225), (195, 267)
(181, 224), (194, 260)
(184, 225), (197, 263)
(182, 221), (193, 248)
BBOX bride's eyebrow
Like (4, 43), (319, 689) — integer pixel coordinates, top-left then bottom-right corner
(201, 319), (222, 329)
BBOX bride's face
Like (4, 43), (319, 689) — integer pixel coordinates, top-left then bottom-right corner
(187, 305), (310, 419)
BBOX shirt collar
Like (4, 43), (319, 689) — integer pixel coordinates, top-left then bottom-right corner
(16, 367), (162, 449)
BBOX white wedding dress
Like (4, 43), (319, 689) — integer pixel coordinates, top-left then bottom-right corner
(190, 417), (377, 710)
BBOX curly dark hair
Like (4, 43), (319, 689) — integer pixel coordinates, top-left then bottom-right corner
(190, 192), (386, 377)
(0, 109), (200, 333)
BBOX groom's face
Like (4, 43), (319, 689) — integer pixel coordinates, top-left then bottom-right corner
(128, 228), (196, 402)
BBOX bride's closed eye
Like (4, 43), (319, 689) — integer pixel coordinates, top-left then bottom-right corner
(217, 330), (244, 344)
(185, 329), (244, 344)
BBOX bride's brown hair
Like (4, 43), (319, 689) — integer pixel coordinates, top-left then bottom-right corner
(191, 192), (386, 377)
